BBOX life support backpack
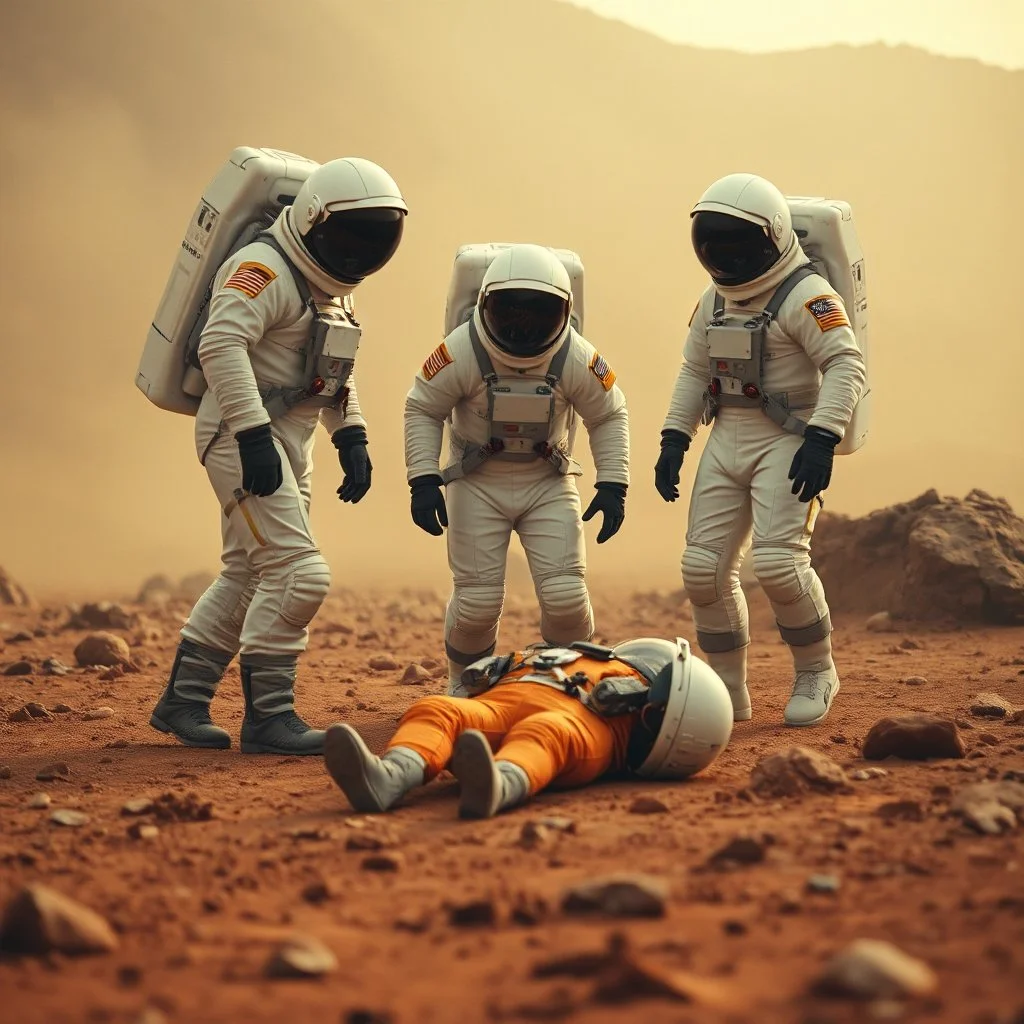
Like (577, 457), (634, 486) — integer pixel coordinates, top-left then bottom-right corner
(135, 146), (319, 417)
(785, 197), (870, 455)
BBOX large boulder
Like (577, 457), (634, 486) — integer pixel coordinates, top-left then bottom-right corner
(812, 490), (1024, 624)
(0, 566), (33, 607)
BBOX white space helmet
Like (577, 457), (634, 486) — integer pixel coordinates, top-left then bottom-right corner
(288, 157), (408, 285)
(612, 637), (734, 780)
(477, 244), (573, 360)
(690, 172), (793, 287)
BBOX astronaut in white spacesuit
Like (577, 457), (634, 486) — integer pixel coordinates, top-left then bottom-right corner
(404, 244), (630, 688)
(655, 173), (866, 727)
(150, 158), (407, 755)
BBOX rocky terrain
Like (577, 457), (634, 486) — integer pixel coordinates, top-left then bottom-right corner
(1, 491), (1023, 1023)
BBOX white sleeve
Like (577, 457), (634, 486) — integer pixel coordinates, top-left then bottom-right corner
(661, 289), (714, 439)
(197, 254), (293, 434)
(561, 335), (630, 486)
(320, 373), (367, 436)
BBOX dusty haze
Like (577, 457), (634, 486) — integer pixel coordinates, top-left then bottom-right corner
(0, 0), (1021, 599)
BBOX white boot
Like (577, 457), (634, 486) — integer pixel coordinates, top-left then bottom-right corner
(708, 647), (752, 722)
(324, 724), (426, 812)
(784, 663), (841, 726)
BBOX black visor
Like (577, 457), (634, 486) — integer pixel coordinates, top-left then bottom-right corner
(691, 211), (780, 286)
(481, 288), (569, 357)
(303, 207), (405, 284)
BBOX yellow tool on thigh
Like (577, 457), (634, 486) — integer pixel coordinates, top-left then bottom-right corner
(224, 488), (268, 546)
(804, 494), (824, 534)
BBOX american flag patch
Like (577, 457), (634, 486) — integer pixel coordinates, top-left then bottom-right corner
(223, 261), (276, 299)
(422, 342), (453, 381)
(804, 294), (851, 333)
(589, 352), (616, 391)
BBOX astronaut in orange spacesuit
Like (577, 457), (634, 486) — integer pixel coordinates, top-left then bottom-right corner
(323, 637), (734, 818)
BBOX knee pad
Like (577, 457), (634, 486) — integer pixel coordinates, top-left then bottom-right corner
(681, 545), (723, 607)
(447, 582), (504, 664)
(752, 546), (830, 644)
(536, 572), (593, 644)
(279, 552), (332, 629)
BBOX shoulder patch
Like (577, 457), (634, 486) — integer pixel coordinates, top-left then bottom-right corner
(223, 261), (276, 299)
(422, 342), (454, 381)
(803, 293), (851, 333)
(589, 352), (616, 391)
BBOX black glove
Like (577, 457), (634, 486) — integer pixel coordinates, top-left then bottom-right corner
(788, 425), (841, 503)
(331, 426), (373, 504)
(410, 474), (448, 536)
(582, 482), (627, 544)
(235, 423), (283, 496)
(654, 429), (690, 502)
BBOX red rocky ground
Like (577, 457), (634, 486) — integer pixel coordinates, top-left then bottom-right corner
(0, 585), (1022, 1024)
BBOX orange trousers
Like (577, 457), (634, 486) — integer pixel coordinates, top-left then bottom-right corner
(386, 682), (633, 794)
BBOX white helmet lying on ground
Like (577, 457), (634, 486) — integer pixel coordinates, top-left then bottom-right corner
(612, 636), (734, 779)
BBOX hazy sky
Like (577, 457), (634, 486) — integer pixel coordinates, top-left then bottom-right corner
(560, 0), (1024, 69)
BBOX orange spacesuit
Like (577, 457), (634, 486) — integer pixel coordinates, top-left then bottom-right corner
(324, 638), (735, 818)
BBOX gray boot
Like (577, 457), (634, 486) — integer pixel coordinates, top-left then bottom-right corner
(450, 730), (530, 819)
(324, 724), (426, 813)
(239, 653), (325, 755)
(150, 638), (233, 749)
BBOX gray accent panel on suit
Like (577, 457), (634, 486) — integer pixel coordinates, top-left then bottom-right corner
(696, 629), (750, 654)
(446, 638), (497, 666)
(777, 613), (832, 646)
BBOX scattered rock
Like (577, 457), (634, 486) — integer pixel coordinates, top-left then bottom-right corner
(399, 663), (431, 685)
(707, 835), (767, 868)
(51, 809), (89, 828)
(65, 601), (135, 631)
(361, 853), (404, 872)
(28, 793), (51, 809)
(968, 692), (1016, 719)
(8, 630), (33, 642)
(343, 1011), (394, 1024)
(73, 632), (131, 668)
(82, 706), (115, 721)
(850, 767), (889, 781)
(538, 817), (577, 834)
(749, 746), (851, 798)
(36, 763), (71, 782)
(862, 714), (966, 761)
(51, 702), (73, 713)
(41, 658), (72, 676)
(811, 489), (1024, 624)
(345, 831), (396, 852)
(301, 881), (336, 905)
(866, 612), (897, 633)
(127, 823), (160, 841)
(562, 874), (668, 918)
(9, 703), (54, 723)
(149, 791), (214, 823)
(264, 935), (338, 978)
(0, 766), (11, 780)
(368, 654), (399, 671)
(903, 675), (928, 686)
(448, 897), (499, 928)
(811, 938), (938, 999)
(98, 666), (125, 682)
(3, 660), (33, 676)
(0, 566), (34, 607)
(519, 821), (554, 849)
(121, 798), (154, 816)
(0, 885), (118, 955)
(807, 874), (841, 894)
(876, 800), (925, 822)
(628, 796), (669, 815)
(978, 733), (1000, 746)
(1008, 708), (1024, 725)
(950, 781), (1024, 835)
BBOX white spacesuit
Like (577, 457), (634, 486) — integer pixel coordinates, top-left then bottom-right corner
(150, 157), (408, 755)
(656, 173), (866, 727)
(403, 244), (630, 687)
